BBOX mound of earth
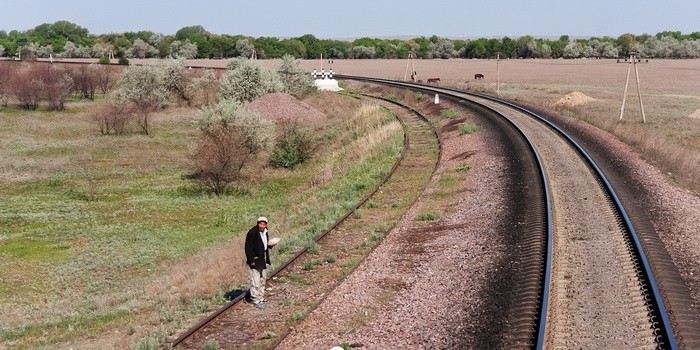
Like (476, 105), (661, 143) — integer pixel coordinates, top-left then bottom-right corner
(689, 109), (700, 119)
(555, 91), (597, 107)
(245, 93), (327, 124)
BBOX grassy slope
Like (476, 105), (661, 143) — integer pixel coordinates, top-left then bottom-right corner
(0, 95), (404, 349)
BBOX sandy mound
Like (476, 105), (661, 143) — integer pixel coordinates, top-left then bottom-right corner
(245, 93), (327, 124)
(689, 109), (700, 119)
(555, 91), (597, 106)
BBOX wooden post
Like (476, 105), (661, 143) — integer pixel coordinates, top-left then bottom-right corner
(619, 52), (646, 123)
(633, 56), (646, 123)
(619, 58), (632, 121)
(496, 52), (500, 95)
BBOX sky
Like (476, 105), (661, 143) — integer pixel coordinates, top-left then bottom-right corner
(1, 0), (699, 39)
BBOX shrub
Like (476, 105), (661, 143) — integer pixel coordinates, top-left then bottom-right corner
(118, 57), (129, 65)
(277, 54), (314, 96)
(98, 56), (110, 64)
(10, 63), (44, 109)
(220, 58), (282, 104)
(67, 64), (98, 100)
(41, 65), (74, 110)
(94, 64), (115, 94)
(269, 123), (314, 169)
(90, 101), (133, 135)
(113, 64), (169, 135)
(187, 69), (220, 107)
(187, 100), (274, 195)
(161, 58), (191, 105)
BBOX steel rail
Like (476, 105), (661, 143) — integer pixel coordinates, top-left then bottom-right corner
(337, 75), (676, 350)
(417, 79), (678, 350)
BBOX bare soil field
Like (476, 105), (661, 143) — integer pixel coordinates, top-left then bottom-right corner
(119, 57), (700, 92)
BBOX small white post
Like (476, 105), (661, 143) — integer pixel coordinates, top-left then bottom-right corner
(434, 94), (440, 104)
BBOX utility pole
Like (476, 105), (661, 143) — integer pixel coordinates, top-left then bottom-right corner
(496, 52), (500, 95)
(404, 52), (416, 82)
(619, 51), (646, 123)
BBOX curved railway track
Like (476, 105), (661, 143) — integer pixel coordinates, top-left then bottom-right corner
(167, 70), (697, 349)
(171, 94), (442, 349)
(337, 75), (697, 349)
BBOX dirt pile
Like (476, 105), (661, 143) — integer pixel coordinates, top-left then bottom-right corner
(555, 91), (597, 107)
(245, 93), (327, 124)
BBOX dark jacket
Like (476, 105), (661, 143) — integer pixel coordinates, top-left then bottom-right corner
(244, 225), (271, 271)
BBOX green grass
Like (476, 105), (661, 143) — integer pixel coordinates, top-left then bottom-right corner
(0, 99), (405, 348)
(441, 109), (460, 119)
(416, 212), (440, 221)
(458, 123), (481, 135)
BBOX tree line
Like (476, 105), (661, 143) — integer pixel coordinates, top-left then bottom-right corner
(1, 21), (700, 60)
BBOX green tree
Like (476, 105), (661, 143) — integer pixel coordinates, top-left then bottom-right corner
(617, 33), (637, 56)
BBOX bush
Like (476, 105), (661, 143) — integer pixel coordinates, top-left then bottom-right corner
(220, 58), (282, 104)
(187, 100), (274, 195)
(277, 54), (314, 96)
(118, 57), (129, 65)
(269, 123), (313, 169)
(113, 64), (169, 135)
(90, 101), (133, 135)
(98, 56), (110, 64)
(187, 69), (220, 107)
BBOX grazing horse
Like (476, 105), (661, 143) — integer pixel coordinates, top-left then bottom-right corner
(427, 78), (440, 84)
(474, 73), (484, 80)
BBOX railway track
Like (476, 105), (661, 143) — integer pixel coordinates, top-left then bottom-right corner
(167, 70), (697, 348)
(336, 76), (696, 349)
(171, 94), (441, 349)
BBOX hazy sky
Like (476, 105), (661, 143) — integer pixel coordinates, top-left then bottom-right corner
(1, 0), (698, 39)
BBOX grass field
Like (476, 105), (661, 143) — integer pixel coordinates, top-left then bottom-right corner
(2, 57), (698, 348)
(0, 93), (404, 348)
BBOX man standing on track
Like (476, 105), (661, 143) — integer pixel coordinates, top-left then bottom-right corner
(245, 216), (273, 309)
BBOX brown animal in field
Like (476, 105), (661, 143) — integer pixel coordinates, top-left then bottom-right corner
(427, 78), (440, 84)
(474, 73), (484, 80)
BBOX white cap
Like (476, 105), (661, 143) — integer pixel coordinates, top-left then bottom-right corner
(257, 216), (268, 223)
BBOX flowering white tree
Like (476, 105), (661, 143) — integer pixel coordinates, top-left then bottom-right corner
(562, 42), (582, 58)
(188, 99), (274, 195)
(161, 58), (191, 104)
(61, 41), (91, 58)
(188, 69), (219, 107)
(277, 54), (314, 96)
(113, 64), (169, 134)
(428, 38), (458, 59)
(220, 58), (282, 103)
(91, 43), (112, 58)
(125, 39), (158, 58)
(169, 40), (198, 59)
(0, 45), (5, 57)
(349, 46), (376, 59)
(236, 39), (255, 58)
